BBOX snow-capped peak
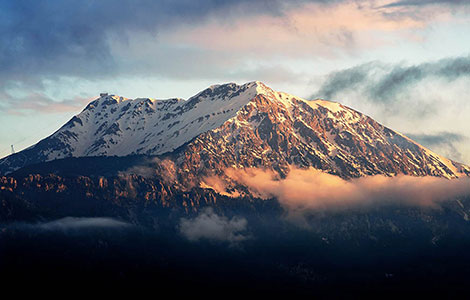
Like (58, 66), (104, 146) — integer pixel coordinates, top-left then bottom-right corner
(35, 82), (261, 160)
(0, 81), (468, 179)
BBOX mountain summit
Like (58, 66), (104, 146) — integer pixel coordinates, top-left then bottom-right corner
(1, 81), (468, 178)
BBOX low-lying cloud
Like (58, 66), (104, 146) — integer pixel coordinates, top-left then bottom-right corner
(179, 208), (248, 245)
(217, 167), (470, 215)
(2, 217), (132, 234)
(36, 217), (132, 231)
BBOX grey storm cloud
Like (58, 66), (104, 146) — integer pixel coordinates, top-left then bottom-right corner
(407, 131), (466, 146)
(1, 0), (463, 90)
(1, 0), (467, 87)
(369, 65), (424, 101)
(310, 62), (377, 100)
(0, 0), (340, 83)
(312, 55), (470, 102)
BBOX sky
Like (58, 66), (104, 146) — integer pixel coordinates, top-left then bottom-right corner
(1, 0), (469, 163)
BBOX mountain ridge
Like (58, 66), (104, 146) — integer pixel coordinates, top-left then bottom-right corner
(0, 81), (468, 179)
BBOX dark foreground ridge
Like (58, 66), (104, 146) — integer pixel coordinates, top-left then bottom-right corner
(1, 156), (470, 295)
(2, 210), (470, 296)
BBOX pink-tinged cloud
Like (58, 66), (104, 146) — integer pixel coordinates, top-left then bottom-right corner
(165, 1), (451, 58)
(213, 167), (470, 215)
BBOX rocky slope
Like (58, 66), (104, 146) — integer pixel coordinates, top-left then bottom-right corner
(0, 81), (468, 179)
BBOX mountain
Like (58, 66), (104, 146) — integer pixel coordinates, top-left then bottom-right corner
(1, 81), (468, 179)
(2, 81), (470, 293)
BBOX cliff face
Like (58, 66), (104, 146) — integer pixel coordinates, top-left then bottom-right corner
(0, 171), (281, 225)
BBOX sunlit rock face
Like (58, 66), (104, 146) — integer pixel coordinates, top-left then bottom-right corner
(1, 81), (468, 179)
(178, 83), (469, 182)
